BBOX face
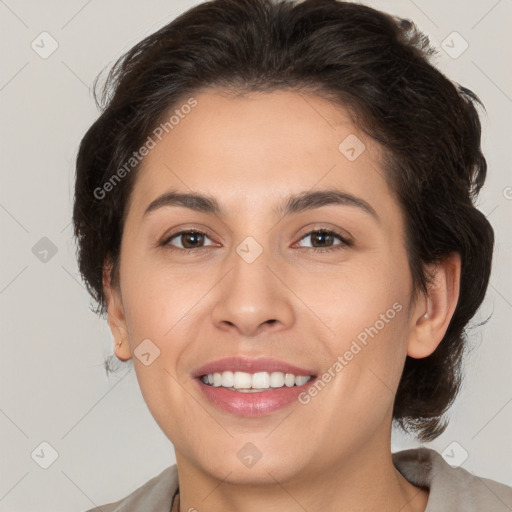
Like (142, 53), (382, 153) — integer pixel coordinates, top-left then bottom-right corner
(107, 89), (424, 485)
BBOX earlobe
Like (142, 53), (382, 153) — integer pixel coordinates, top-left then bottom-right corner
(407, 253), (461, 359)
(102, 262), (132, 362)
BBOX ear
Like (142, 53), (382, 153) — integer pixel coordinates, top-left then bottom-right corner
(407, 253), (461, 359)
(103, 262), (132, 362)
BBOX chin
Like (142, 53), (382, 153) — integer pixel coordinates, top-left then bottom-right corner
(195, 447), (308, 487)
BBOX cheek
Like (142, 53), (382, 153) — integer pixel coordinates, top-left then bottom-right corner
(294, 253), (408, 335)
(300, 253), (411, 396)
(120, 254), (206, 341)
(121, 268), (198, 441)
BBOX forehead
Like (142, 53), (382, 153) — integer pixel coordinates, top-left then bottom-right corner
(127, 89), (393, 220)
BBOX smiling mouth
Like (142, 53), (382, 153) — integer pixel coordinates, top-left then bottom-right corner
(200, 370), (314, 392)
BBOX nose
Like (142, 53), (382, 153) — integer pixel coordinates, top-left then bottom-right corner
(210, 248), (295, 338)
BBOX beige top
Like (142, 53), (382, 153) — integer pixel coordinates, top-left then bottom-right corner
(84, 447), (512, 511)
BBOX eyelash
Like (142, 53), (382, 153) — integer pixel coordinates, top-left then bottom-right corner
(160, 228), (352, 254)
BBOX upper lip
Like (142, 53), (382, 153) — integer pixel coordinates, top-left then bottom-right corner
(192, 356), (316, 378)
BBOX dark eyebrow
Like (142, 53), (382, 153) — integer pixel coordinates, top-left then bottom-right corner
(144, 191), (222, 217)
(276, 189), (378, 221)
(143, 189), (378, 221)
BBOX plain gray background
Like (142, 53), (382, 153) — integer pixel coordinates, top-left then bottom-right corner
(0, 0), (511, 510)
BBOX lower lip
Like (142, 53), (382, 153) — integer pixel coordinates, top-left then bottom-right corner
(196, 378), (316, 417)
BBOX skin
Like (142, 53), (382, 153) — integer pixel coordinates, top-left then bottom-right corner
(103, 90), (461, 512)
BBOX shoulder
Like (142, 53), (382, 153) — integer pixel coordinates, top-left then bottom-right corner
(82, 464), (179, 512)
(393, 447), (512, 511)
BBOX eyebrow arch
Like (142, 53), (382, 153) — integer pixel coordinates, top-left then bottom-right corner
(143, 189), (378, 221)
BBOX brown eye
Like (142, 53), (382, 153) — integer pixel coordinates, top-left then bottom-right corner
(296, 229), (352, 252)
(163, 230), (214, 251)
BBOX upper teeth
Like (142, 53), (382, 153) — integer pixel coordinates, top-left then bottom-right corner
(201, 371), (312, 390)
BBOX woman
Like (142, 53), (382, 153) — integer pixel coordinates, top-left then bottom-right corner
(73, 0), (512, 510)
